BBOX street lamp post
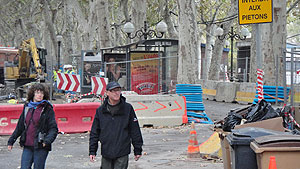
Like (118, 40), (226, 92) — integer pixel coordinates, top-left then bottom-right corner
(216, 26), (249, 82)
(123, 21), (167, 40)
(123, 20), (167, 93)
(56, 34), (63, 67)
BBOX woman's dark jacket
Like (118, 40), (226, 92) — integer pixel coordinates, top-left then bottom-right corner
(89, 95), (143, 159)
(7, 102), (58, 151)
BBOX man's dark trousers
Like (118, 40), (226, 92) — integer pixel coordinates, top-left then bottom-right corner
(101, 155), (128, 169)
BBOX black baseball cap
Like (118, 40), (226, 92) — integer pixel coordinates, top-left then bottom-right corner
(106, 82), (121, 91)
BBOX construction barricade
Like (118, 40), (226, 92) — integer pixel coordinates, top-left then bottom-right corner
(0, 103), (101, 135)
(1, 94), (186, 135)
(125, 94), (187, 127)
(216, 82), (237, 103)
(199, 80), (218, 100)
(53, 102), (100, 133)
(253, 85), (290, 104)
(0, 105), (23, 135)
(176, 84), (213, 124)
(235, 82), (256, 104)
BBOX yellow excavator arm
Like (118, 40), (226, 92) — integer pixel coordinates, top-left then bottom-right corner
(19, 38), (43, 78)
(28, 38), (42, 75)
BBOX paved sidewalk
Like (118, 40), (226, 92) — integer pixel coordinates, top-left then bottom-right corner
(0, 100), (246, 169)
(0, 125), (223, 169)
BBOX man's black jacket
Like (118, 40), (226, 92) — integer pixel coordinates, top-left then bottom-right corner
(89, 95), (143, 159)
(7, 102), (58, 151)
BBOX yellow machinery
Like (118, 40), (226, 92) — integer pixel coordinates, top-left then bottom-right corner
(18, 38), (43, 79)
(5, 38), (47, 89)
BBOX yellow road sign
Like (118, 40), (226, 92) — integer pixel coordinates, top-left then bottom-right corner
(238, 0), (273, 25)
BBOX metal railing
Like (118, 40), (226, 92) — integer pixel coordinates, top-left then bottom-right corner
(284, 47), (300, 106)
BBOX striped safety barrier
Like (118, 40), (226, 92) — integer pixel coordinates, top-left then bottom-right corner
(282, 105), (300, 129)
(286, 111), (300, 129)
(225, 72), (229, 82)
(65, 92), (94, 98)
(57, 73), (80, 92)
(256, 69), (264, 102)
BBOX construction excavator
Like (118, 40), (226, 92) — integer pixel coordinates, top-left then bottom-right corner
(4, 38), (47, 97)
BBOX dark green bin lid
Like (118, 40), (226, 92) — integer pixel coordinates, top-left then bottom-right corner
(227, 127), (287, 146)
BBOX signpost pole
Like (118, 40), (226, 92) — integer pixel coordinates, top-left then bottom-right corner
(256, 24), (262, 70)
(238, 0), (272, 103)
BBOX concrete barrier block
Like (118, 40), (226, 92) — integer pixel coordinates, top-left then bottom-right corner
(235, 82), (256, 104)
(292, 85), (300, 104)
(198, 80), (218, 101)
(124, 94), (187, 127)
(216, 82), (237, 102)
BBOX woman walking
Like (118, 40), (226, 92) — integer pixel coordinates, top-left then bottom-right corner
(7, 83), (58, 169)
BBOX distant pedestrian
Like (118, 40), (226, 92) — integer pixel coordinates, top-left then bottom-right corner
(7, 83), (58, 169)
(53, 66), (62, 93)
(89, 81), (143, 169)
(64, 65), (75, 74)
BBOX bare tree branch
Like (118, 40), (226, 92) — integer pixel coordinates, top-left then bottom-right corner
(287, 0), (300, 14)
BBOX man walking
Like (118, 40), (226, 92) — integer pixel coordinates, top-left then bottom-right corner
(89, 82), (143, 169)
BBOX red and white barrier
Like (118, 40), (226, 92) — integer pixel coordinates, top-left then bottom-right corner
(0, 94), (189, 135)
(91, 77), (108, 96)
(0, 105), (24, 135)
(80, 92), (94, 97)
(0, 103), (101, 135)
(257, 69), (264, 102)
(225, 72), (230, 82)
(54, 102), (100, 133)
(65, 92), (94, 98)
(57, 73), (81, 92)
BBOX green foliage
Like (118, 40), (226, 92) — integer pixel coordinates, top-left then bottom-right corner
(18, 0), (26, 5)
(146, 0), (177, 26)
(287, 0), (300, 43)
(146, 0), (162, 26)
(197, 0), (231, 24)
(78, 0), (90, 20)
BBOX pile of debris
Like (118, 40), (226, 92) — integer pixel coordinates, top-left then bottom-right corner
(216, 99), (300, 134)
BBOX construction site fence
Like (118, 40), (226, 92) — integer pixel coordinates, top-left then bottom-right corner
(104, 55), (178, 94)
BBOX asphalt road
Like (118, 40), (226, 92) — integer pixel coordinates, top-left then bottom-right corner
(0, 100), (247, 169)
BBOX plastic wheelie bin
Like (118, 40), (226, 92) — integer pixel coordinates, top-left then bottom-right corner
(226, 127), (288, 169)
(216, 129), (231, 169)
(250, 134), (300, 169)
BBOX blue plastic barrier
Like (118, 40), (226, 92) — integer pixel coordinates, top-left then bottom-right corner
(176, 84), (213, 124)
(253, 85), (290, 104)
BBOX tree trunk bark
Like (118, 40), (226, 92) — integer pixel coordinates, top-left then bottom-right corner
(40, 0), (58, 66)
(177, 0), (199, 84)
(63, 0), (74, 65)
(202, 24), (215, 80)
(162, 0), (178, 39)
(97, 0), (112, 48)
(208, 0), (237, 81)
(120, 0), (129, 22)
(132, 0), (147, 41)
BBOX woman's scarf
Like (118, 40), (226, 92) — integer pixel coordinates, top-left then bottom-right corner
(27, 100), (49, 109)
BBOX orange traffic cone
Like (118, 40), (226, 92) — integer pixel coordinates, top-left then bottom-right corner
(268, 156), (277, 169)
(187, 122), (200, 158)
